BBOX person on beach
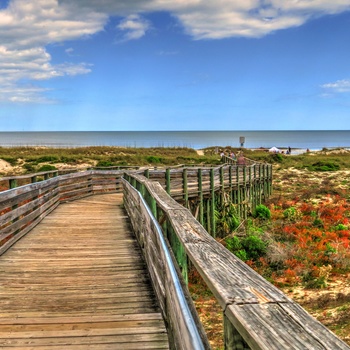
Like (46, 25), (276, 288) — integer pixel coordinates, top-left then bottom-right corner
(237, 153), (245, 165)
(288, 146), (291, 154)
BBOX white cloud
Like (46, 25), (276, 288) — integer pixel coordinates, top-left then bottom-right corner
(60, 0), (350, 39)
(1, 0), (350, 103)
(321, 79), (350, 93)
(117, 14), (150, 41)
(0, 84), (54, 104)
(0, 0), (105, 103)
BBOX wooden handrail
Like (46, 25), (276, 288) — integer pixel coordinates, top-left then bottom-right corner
(0, 166), (348, 348)
(0, 170), (125, 255)
(123, 172), (350, 350)
(123, 178), (209, 349)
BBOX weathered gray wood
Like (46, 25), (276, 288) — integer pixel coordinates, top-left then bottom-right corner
(0, 194), (169, 350)
(0, 187), (60, 228)
(0, 200), (60, 255)
(0, 194), (60, 242)
(124, 173), (350, 350)
(0, 178), (59, 211)
(123, 179), (209, 350)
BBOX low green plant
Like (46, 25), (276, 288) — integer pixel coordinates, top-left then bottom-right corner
(36, 155), (59, 163)
(1, 157), (17, 166)
(146, 156), (162, 163)
(96, 160), (114, 167)
(270, 153), (283, 163)
(23, 163), (35, 173)
(334, 224), (347, 231)
(225, 236), (241, 252)
(283, 207), (302, 222)
(37, 164), (57, 172)
(313, 218), (324, 228)
(308, 161), (340, 172)
(254, 204), (271, 220)
(241, 234), (267, 260)
(225, 233), (267, 262)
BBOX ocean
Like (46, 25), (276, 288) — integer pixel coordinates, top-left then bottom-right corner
(0, 131), (349, 150)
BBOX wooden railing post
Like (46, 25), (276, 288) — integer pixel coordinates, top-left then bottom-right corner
(243, 166), (247, 219)
(224, 315), (250, 350)
(248, 166), (252, 216)
(236, 167), (241, 218)
(183, 168), (188, 208)
(168, 224), (188, 284)
(166, 168), (171, 195)
(220, 166), (224, 205)
(149, 195), (157, 218)
(9, 179), (17, 189)
(258, 164), (262, 204)
(198, 168), (204, 226)
(268, 164), (273, 195)
(210, 168), (216, 237)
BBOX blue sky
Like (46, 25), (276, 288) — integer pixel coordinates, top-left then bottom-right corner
(1, 0), (350, 131)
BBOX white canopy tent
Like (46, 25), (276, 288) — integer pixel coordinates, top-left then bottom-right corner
(268, 146), (280, 153)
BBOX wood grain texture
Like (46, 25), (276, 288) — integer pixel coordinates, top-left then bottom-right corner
(125, 173), (350, 350)
(0, 194), (169, 350)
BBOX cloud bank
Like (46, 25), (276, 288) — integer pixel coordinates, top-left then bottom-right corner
(1, 0), (350, 103)
(321, 79), (350, 94)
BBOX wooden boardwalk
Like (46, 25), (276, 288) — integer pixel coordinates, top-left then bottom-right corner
(0, 194), (169, 349)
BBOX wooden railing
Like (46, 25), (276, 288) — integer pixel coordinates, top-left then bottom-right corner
(0, 170), (124, 255)
(123, 178), (210, 349)
(123, 172), (350, 350)
(1, 165), (348, 349)
(0, 166), (141, 191)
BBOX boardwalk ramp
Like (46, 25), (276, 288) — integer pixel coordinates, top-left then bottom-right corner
(0, 194), (169, 349)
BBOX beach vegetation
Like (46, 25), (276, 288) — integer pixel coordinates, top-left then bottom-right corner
(253, 204), (271, 220)
(0, 146), (220, 176)
(1, 145), (350, 345)
(37, 164), (57, 172)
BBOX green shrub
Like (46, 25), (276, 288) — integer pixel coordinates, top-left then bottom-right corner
(254, 204), (271, 220)
(146, 156), (162, 163)
(235, 249), (248, 261)
(23, 163), (35, 173)
(225, 233), (267, 261)
(60, 156), (79, 164)
(1, 157), (17, 166)
(270, 153), (283, 163)
(283, 207), (302, 222)
(303, 275), (327, 289)
(215, 203), (240, 237)
(36, 156), (59, 163)
(313, 218), (324, 228)
(308, 161), (340, 171)
(225, 236), (242, 252)
(37, 164), (57, 172)
(241, 234), (267, 260)
(96, 160), (113, 167)
(334, 224), (347, 231)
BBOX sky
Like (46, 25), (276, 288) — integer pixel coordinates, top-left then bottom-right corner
(1, 0), (350, 131)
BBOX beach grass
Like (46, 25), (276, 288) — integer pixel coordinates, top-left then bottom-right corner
(1, 145), (350, 346)
(1, 146), (350, 175)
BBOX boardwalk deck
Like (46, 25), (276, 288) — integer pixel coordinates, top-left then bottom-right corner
(0, 194), (169, 349)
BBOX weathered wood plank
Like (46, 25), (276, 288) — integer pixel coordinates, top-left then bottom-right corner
(125, 172), (350, 350)
(0, 194), (169, 349)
